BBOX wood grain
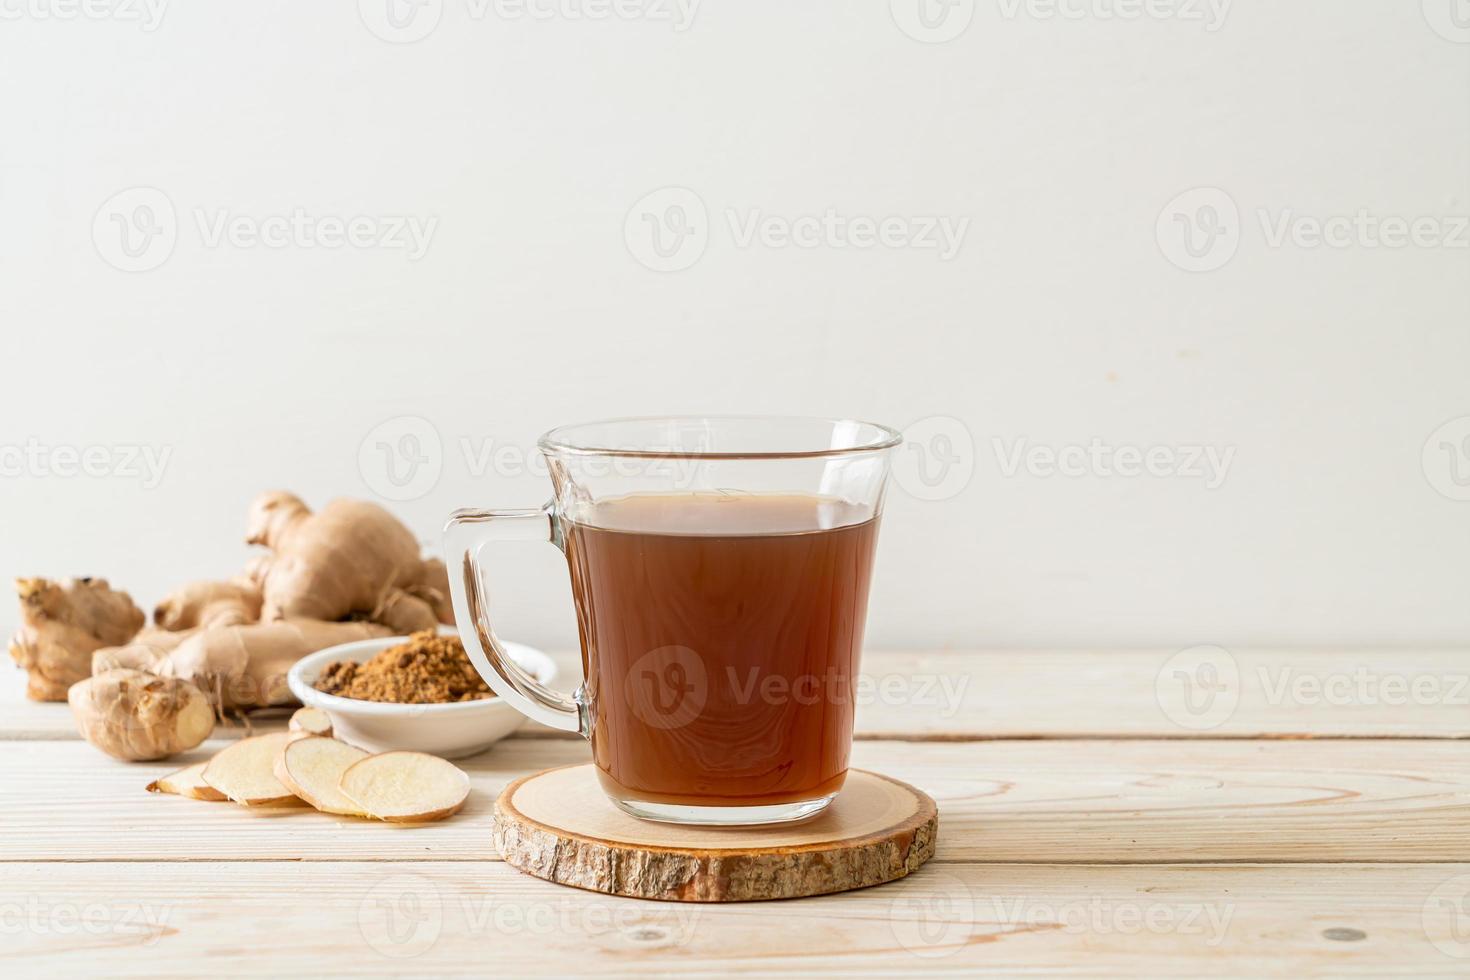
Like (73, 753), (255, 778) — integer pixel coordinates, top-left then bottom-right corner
(5, 737), (1468, 864)
(494, 765), (936, 901)
(7, 648), (1469, 741)
(1, 860), (1464, 976)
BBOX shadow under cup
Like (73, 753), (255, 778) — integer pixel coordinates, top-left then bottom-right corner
(445, 417), (899, 826)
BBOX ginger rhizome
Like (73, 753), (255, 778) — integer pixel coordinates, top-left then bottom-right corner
(69, 668), (215, 761)
(8, 490), (455, 762)
(9, 577), (145, 701)
(246, 491), (452, 633)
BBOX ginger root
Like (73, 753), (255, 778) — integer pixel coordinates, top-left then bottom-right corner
(153, 578), (262, 631)
(69, 668), (214, 761)
(9, 577), (145, 701)
(246, 491), (451, 632)
(95, 619), (391, 710)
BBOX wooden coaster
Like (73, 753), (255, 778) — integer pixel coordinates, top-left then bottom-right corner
(493, 765), (937, 902)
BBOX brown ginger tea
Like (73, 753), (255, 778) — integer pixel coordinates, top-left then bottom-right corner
(563, 492), (879, 808)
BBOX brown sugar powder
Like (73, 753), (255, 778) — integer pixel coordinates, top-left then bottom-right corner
(314, 630), (494, 704)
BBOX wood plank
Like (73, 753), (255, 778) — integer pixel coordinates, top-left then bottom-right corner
(6, 738), (1467, 864)
(1, 860), (1463, 976)
(7, 648), (1469, 741)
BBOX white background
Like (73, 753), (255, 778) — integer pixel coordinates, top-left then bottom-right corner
(1, 1), (1467, 652)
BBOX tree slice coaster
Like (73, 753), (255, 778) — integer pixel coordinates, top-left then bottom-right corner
(493, 765), (937, 902)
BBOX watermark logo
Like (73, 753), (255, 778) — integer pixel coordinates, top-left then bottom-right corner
(359, 0), (443, 43)
(1157, 187), (1240, 272)
(890, 0), (974, 43)
(996, 0), (1231, 31)
(1258, 209), (1469, 251)
(889, 870), (976, 958)
(624, 645), (708, 730)
(1155, 645), (1239, 730)
(470, 0), (700, 29)
(1160, 188), (1469, 271)
(726, 209), (968, 259)
(0, 439), (172, 489)
(1422, 416), (1470, 502)
(1422, 0), (1470, 43)
(624, 187), (970, 271)
(359, 416), (444, 502)
(993, 437), (1235, 488)
(1424, 874), (1470, 959)
(989, 894), (1234, 945)
(0, 0), (168, 30)
(358, 874), (443, 959)
(0, 898), (173, 946)
(1257, 666), (1469, 708)
(93, 188), (437, 270)
(93, 187), (177, 273)
(892, 415), (975, 501)
(461, 893), (701, 944)
(625, 187), (708, 272)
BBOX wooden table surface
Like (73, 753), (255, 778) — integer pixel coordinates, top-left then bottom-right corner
(5, 648), (1469, 976)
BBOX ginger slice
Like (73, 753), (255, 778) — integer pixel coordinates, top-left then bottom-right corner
(288, 706), (333, 737)
(202, 732), (298, 805)
(339, 751), (470, 823)
(147, 762), (226, 801)
(274, 736), (368, 816)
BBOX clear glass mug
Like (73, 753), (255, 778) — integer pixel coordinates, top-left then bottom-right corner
(443, 416), (899, 825)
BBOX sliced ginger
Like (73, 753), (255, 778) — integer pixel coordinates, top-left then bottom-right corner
(202, 732), (298, 805)
(288, 706), (333, 737)
(339, 751), (470, 823)
(274, 736), (368, 815)
(148, 762), (226, 801)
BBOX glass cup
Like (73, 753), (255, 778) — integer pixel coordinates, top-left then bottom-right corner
(443, 416), (899, 825)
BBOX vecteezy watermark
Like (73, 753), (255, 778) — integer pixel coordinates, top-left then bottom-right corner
(1422, 416), (1470, 502)
(1257, 209), (1470, 251)
(359, 874), (444, 959)
(624, 646), (709, 731)
(359, 416), (444, 503)
(358, 0), (699, 43)
(1257, 666), (1469, 708)
(892, 416), (976, 502)
(473, 0), (699, 29)
(357, 873), (701, 960)
(93, 187), (177, 272)
(1422, 0), (1470, 44)
(993, 437), (1236, 489)
(988, 895), (1233, 946)
(0, 0), (168, 30)
(0, 897), (174, 946)
(623, 648), (972, 731)
(623, 187), (707, 273)
(624, 187), (970, 272)
(1156, 187), (1240, 272)
(889, 0), (975, 44)
(1157, 649), (1470, 731)
(93, 186), (437, 272)
(356, 416), (710, 502)
(1424, 874), (1470, 959)
(889, 870), (977, 958)
(888, 870), (1235, 958)
(996, 0), (1231, 31)
(0, 439), (172, 489)
(1158, 186), (1470, 272)
(359, 0), (444, 43)
(1155, 645), (1239, 731)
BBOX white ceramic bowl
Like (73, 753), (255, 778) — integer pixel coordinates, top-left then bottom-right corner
(286, 634), (558, 759)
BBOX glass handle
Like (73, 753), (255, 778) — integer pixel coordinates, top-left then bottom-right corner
(442, 503), (586, 735)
